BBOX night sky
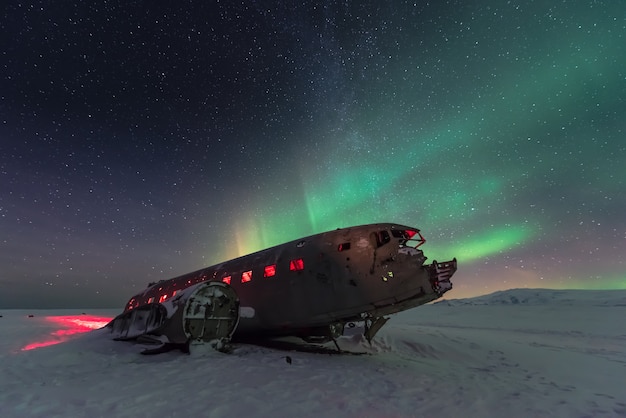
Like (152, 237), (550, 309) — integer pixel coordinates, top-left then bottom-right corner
(1, 1), (625, 308)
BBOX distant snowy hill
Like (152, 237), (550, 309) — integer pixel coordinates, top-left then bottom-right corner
(436, 288), (626, 307)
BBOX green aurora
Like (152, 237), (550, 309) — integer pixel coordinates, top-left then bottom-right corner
(218, 1), (624, 296)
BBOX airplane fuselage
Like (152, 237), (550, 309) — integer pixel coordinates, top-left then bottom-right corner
(116, 223), (456, 343)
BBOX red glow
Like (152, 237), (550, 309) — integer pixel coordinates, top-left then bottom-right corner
(289, 258), (304, 271)
(21, 315), (113, 351)
(405, 229), (426, 248)
(241, 270), (252, 283)
(159, 294), (168, 303)
(264, 264), (276, 277)
(222, 276), (231, 285)
(125, 298), (138, 311)
(21, 340), (63, 351)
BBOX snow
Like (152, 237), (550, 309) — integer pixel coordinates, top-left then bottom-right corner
(1, 289), (625, 417)
(240, 306), (256, 318)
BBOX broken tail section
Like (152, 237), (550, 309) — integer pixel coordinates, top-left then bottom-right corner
(107, 281), (240, 354)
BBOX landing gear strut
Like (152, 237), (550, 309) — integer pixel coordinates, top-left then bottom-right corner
(364, 316), (389, 343)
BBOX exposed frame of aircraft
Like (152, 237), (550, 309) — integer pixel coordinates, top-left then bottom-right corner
(107, 223), (457, 354)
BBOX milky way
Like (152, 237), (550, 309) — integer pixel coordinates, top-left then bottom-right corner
(1, 1), (624, 308)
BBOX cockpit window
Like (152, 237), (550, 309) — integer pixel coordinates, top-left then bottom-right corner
(370, 230), (391, 248)
(406, 230), (426, 248)
(379, 230), (390, 246)
(392, 229), (426, 248)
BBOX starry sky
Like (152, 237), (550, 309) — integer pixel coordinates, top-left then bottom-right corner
(1, 1), (625, 308)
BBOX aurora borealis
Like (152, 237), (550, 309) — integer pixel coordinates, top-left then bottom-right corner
(1, 1), (625, 308)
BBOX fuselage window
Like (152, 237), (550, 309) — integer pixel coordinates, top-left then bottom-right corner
(338, 242), (351, 252)
(126, 298), (137, 310)
(289, 258), (304, 271)
(264, 264), (276, 277)
(242, 270), (253, 283)
(222, 276), (231, 285)
(147, 297), (155, 304)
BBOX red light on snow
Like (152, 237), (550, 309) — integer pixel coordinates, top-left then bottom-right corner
(21, 315), (113, 351)
(289, 258), (304, 271)
(241, 270), (252, 283)
(21, 340), (62, 351)
(264, 264), (276, 277)
(47, 315), (112, 329)
(222, 276), (231, 285)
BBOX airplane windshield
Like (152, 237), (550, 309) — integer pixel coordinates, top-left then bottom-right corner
(393, 229), (426, 248)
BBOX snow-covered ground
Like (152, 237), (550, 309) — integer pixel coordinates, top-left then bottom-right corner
(1, 289), (625, 418)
